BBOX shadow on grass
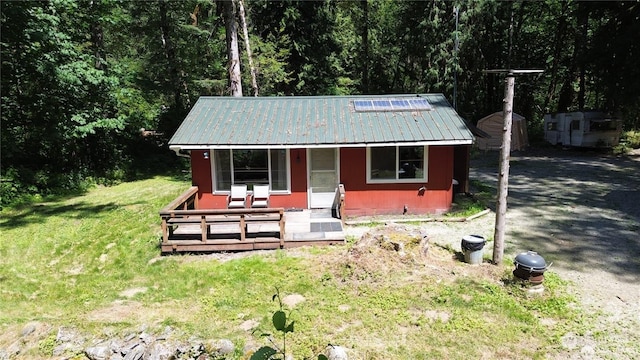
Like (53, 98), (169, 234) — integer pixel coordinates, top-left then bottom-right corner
(0, 201), (140, 230)
(1, 143), (190, 211)
(471, 147), (640, 283)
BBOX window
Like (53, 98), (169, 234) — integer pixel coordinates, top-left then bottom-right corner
(213, 149), (289, 192)
(590, 120), (617, 132)
(571, 120), (581, 130)
(367, 146), (427, 183)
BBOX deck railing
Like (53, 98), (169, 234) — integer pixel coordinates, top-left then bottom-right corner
(161, 186), (199, 213)
(332, 184), (346, 226)
(159, 187), (285, 252)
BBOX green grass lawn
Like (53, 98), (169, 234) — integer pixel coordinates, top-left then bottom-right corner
(0, 177), (584, 359)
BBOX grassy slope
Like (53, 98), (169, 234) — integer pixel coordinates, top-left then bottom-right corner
(0, 177), (582, 359)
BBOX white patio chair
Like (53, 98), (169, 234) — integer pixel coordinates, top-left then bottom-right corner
(250, 184), (270, 208)
(227, 184), (248, 208)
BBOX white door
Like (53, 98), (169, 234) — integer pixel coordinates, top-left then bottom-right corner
(308, 148), (338, 208)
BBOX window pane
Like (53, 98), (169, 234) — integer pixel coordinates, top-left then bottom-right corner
(311, 148), (336, 170)
(370, 147), (396, 179)
(270, 149), (287, 191)
(233, 150), (268, 188)
(571, 120), (580, 130)
(399, 146), (424, 179)
(215, 150), (231, 191)
(590, 120), (616, 131)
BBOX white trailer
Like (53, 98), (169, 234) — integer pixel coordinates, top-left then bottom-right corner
(543, 111), (622, 148)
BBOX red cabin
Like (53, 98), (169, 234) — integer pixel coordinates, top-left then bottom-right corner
(169, 94), (474, 217)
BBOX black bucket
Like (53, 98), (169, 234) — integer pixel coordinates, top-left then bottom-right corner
(513, 251), (548, 285)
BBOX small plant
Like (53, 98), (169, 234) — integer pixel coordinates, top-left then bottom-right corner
(38, 333), (57, 357)
(613, 130), (640, 155)
(251, 289), (328, 360)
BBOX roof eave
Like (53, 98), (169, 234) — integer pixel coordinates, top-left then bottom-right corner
(170, 139), (473, 152)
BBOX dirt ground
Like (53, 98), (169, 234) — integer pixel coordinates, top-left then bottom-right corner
(362, 146), (640, 360)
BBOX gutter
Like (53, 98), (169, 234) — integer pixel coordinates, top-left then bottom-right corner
(170, 140), (473, 152)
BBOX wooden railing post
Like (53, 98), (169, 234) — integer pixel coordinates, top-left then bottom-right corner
(278, 209), (285, 248)
(161, 218), (168, 243)
(240, 214), (246, 242)
(160, 192), (289, 251)
(338, 184), (346, 227)
(200, 215), (207, 242)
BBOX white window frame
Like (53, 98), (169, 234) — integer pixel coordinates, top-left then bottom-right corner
(366, 145), (428, 184)
(211, 149), (291, 194)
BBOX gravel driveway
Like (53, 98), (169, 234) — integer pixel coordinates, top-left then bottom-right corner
(466, 147), (640, 359)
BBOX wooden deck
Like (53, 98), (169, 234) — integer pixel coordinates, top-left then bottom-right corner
(159, 186), (345, 254)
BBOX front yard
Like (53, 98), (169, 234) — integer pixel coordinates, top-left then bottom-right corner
(0, 176), (581, 359)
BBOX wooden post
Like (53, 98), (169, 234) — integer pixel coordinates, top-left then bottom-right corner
(278, 209), (285, 248)
(161, 218), (168, 244)
(493, 74), (515, 265)
(240, 214), (246, 242)
(201, 215), (207, 242)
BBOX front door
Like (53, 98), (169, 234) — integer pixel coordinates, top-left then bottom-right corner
(308, 148), (338, 208)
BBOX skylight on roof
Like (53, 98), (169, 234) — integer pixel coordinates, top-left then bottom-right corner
(353, 98), (432, 112)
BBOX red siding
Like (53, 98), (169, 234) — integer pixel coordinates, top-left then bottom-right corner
(189, 146), (455, 215)
(190, 150), (221, 209)
(272, 149), (308, 209)
(339, 146), (454, 216)
(190, 149), (309, 210)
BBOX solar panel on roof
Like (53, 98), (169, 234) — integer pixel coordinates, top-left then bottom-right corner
(407, 98), (431, 110)
(353, 98), (432, 112)
(391, 99), (409, 107)
(353, 100), (375, 111)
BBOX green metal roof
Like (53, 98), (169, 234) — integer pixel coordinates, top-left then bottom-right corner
(169, 94), (474, 150)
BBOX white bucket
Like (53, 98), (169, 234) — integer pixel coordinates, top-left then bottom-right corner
(461, 235), (486, 265)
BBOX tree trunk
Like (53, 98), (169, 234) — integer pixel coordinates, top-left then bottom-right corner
(360, 0), (369, 94)
(224, 0), (243, 97)
(90, 1), (105, 71)
(577, 3), (589, 110)
(159, 0), (189, 109)
(543, 2), (570, 112)
(237, 0), (258, 96)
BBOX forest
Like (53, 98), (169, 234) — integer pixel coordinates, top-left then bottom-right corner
(1, 0), (639, 205)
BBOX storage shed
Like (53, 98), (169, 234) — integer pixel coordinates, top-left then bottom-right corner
(476, 111), (528, 151)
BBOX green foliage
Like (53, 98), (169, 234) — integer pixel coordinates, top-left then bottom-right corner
(448, 179), (493, 218)
(613, 131), (640, 155)
(2, 0), (639, 210)
(250, 289), (327, 360)
(37, 333), (57, 357)
(624, 131), (640, 148)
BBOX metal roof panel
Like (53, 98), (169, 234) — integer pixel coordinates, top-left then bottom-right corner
(169, 94), (474, 148)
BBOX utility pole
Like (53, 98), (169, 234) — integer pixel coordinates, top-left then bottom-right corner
(453, 6), (459, 110)
(484, 69), (543, 265)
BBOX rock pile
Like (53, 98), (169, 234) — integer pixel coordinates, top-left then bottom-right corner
(83, 330), (235, 360)
(1, 323), (349, 360)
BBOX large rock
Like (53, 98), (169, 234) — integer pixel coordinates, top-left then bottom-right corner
(325, 345), (348, 360)
(85, 345), (112, 360)
(54, 327), (84, 357)
(282, 294), (305, 308)
(145, 342), (174, 360)
(123, 344), (145, 360)
(205, 339), (235, 358)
